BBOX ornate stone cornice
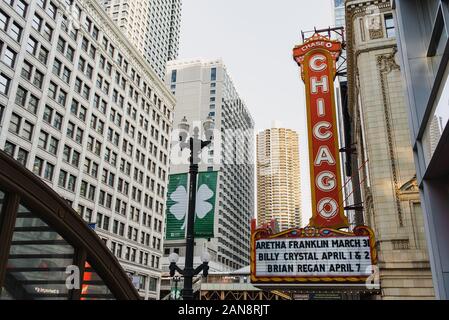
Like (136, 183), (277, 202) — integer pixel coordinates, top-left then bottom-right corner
(346, 0), (391, 17)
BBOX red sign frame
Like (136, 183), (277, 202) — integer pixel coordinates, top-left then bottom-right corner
(293, 34), (348, 229)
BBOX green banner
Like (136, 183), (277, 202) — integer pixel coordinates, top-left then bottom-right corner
(165, 172), (217, 240)
(165, 173), (188, 240)
(194, 171), (218, 238)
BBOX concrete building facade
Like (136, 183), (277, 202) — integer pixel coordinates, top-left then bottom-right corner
(393, 0), (449, 300)
(100, 0), (181, 79)
(163, 59), (255, 273)
(0, 0), (175, 299)
(257, 127), (302, 230)
(345, 0), (434, 299)
(331, 0), (363, 229)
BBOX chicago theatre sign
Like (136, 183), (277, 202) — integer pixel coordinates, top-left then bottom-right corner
(250, 34), (377, 287)
(293, 34), (348, 229)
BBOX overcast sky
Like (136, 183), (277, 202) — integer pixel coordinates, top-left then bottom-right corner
(178, 0), (335, 226)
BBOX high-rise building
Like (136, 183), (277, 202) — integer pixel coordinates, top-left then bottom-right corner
(394, 0), (449, 300)
(345, 0), (434, 299)
(332, 0), (346, 72)
(0, 0), (175, 299)
(334, 0), (345, 27)
(100, 0), (182, 79)
(163, 59), (255, 273)
(333, 0), (347, 76)
(257, 127), (301, 230)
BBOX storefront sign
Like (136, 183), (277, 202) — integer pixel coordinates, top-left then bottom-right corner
(293, 34), (348, 229)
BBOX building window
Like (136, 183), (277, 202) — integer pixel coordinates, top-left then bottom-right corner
(385, 14), (395, 38)
(0, 10), (9, 31)
(21, 120), (33, 141)
(16, 0), (28, 18)
(21, 61), (32, 80)
(43, 105), (53, 123)
(0, 73), (11, 95)
(28, 95), (39, 114)
(58, 170), (67, 188)
(211, 67), (217, 81)
(53, 112), (63, 130)
(149, 277), (157, 292)
(2, 46), (17, 68)
(9, 113), (20, 134)
(15, 86), (27, 107)
(48, 82), (57, 99)
(42, 23), (53, 41)
(67, 175), (76, 192)
(26, 37), (38, 55)
(4, 141), (15, 157)
(32, 72), (45, 93)
(9, 22), (22, 42)
(0, 103), (4, 122)
(62, 67), (71, 83)
(43, 162), (54, 181)
(52, 59), (62, 76)
(57, 36), (66, 53)
(33, 157), (44, 176)
(38, 47), (49, 64)
(38, 131), (48, 149)
(32, 14), (43, 31)
(48, 137), (59, 155)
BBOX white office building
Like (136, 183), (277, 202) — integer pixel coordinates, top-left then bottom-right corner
(163, 59), (255, 273)
(0, 0), (175, 299)
(100, 0), (182, 80)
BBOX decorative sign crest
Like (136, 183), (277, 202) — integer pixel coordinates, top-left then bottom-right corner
(293, 34), (348, 229)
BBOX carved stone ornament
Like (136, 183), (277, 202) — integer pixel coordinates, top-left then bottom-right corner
(367, 15), (384, 40)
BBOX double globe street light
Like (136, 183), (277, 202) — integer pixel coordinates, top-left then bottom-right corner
(168, 116), (214, 300)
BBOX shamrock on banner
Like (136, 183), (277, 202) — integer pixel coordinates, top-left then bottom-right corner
(194, 172), (217, 238)
(165, 172), (218, 240)
(165, 174), (188, 240)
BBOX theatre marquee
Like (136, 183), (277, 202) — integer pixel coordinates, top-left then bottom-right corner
(250, 225), (377, 284)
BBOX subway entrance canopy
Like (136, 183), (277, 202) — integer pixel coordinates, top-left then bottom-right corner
(0, 151), (139, 300)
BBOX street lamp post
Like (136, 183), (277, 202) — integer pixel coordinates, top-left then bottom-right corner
(168, 116), (214, 300)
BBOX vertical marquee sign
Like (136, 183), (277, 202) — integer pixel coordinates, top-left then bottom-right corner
(249, 35), (378, 286)
(293, 34), (348, 229)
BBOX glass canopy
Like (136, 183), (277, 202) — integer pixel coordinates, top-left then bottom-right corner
(0, 151), (139, 300)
